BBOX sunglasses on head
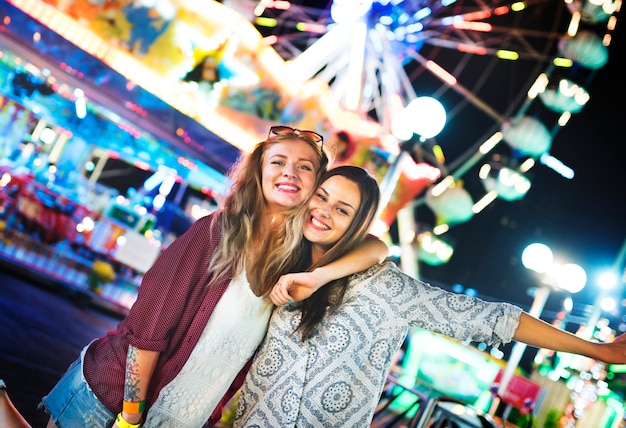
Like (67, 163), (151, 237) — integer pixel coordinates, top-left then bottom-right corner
(268, 126), (324, 149)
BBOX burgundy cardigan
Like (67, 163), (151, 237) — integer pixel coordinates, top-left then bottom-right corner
(82, 213), (252, 426)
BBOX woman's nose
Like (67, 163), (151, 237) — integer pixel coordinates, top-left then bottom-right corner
(282, 164), (296, 177)
(317, 203), (331, 218)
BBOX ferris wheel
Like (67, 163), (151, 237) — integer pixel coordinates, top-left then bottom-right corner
(228, 0), (618, 192)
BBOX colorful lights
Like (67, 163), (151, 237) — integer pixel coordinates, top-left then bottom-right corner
(124, 101), (148, 118)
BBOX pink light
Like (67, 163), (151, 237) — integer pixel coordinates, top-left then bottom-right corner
(457, 44), (487, 55)
(201, 187), (215, 197)
(271, 0), (291, 10)
(463, 10), (491, 21)
(262, 35), (278, 45)
(296, 22), (327, 33)
(177, 157), (197, 170)
(425, 60), (457, 86)
(134, 160), (151, 171)
(453, 21), (492, 32)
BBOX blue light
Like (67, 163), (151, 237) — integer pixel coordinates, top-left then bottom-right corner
(413, 7), (432, 21)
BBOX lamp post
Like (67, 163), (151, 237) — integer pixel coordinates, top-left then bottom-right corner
(488, 243), (587, 416)
(380, 96), (446, 277)
(582, 271), (619, 341)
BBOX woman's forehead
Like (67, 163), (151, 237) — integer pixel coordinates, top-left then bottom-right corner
(320, 176), (361, 206)
(265, 139), (319, 159)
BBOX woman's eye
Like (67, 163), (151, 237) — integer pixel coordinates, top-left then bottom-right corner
(316, 193), (326, 201)
(298, 164), (313, 171)
(271, 160), (285, 166)
(337, 208), (349, 215)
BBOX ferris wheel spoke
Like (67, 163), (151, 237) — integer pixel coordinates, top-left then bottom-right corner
(285, 24), (353, 85)
(407, 48), (507, 124)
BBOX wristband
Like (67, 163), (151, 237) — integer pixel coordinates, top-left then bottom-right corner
(122, 400), (146, 414)
(115, 412), (141, 428)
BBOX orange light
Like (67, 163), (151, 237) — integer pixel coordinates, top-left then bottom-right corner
(493, 6), (509, 15)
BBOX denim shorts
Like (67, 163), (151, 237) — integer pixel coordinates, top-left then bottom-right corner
(39, 356), (115, 427)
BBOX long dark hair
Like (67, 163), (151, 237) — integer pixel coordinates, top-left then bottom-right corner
(294, 165), (381, 339)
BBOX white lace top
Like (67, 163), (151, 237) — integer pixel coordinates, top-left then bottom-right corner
(144, 270), (272, 427)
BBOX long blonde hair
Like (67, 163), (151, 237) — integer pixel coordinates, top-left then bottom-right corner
(208, 133), (329, 295)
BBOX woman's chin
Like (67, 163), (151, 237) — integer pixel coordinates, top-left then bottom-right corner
(303, 226), (323, 243)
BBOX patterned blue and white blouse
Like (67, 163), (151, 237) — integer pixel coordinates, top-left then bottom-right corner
(234, 261), (522, 428)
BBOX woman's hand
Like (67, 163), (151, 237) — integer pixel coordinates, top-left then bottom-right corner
(596, 332), (626, 363)
(270, 272), (323, 305)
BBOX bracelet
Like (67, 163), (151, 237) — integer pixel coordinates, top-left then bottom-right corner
(115, 412), (141, 428)
(122, 400), (146, 414)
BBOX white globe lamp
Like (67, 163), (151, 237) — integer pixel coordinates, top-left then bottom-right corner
(521, 243), (553, 274)
(392, 96), (446, 141)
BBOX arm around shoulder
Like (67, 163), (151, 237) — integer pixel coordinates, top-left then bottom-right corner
(312, 235), (388, 285)
(269, 235), (388, 305)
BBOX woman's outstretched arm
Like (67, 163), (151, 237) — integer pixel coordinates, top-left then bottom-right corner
(513, 312), (626, 363)
(270, 236), (388, 304)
